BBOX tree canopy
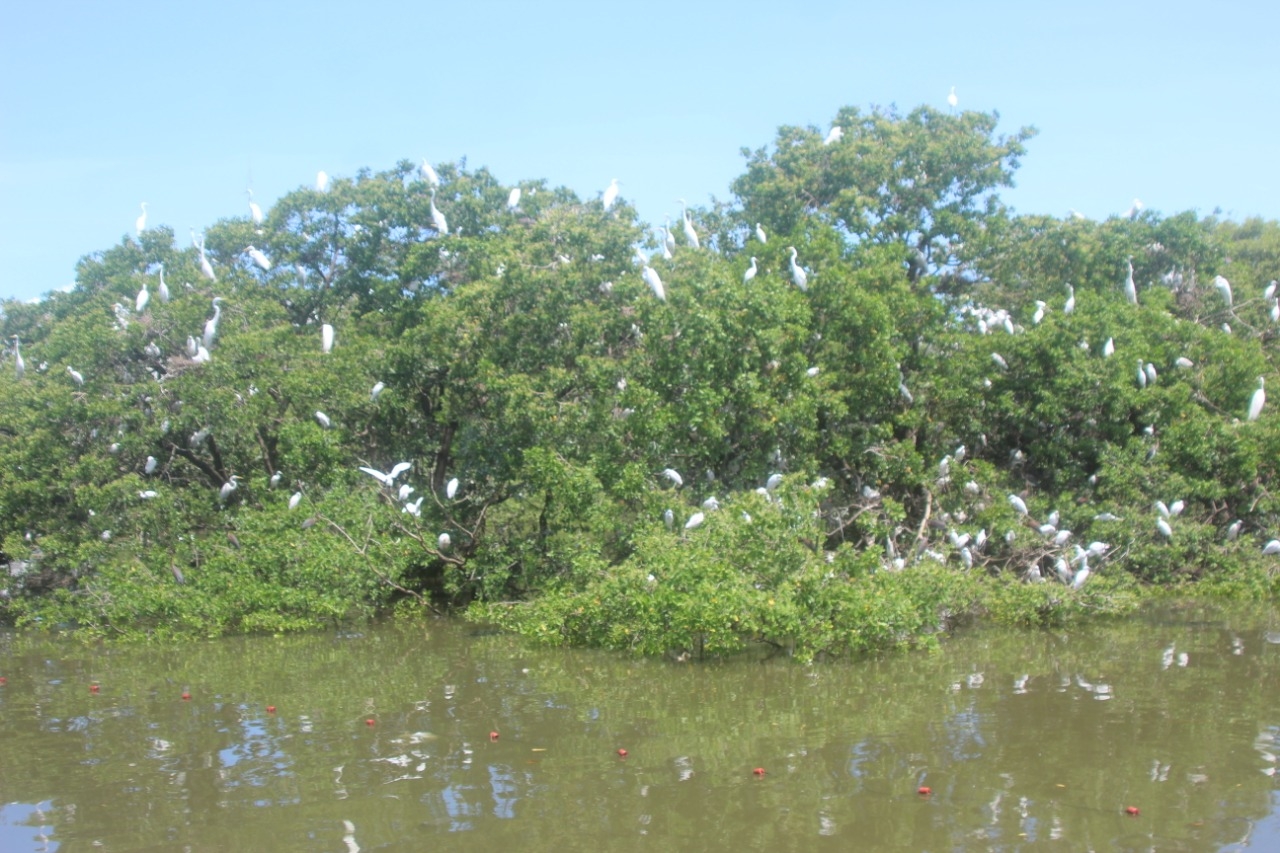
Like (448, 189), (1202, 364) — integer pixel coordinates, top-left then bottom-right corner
(2, 104), (1278, 656)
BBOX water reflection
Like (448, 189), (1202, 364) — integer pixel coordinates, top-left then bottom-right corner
(0, 604), (1277, 850)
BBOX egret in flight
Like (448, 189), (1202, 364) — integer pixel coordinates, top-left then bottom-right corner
(358, 462), (411, 487)
(135, 203), (148, 236)
(1248, 376), (1266, 421)
(788, 247), (808, 291)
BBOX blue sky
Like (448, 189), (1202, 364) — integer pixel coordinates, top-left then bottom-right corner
(2, 0), (1277, 303)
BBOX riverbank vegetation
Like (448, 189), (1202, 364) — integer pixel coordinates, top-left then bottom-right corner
(2, 104), (1278, 655)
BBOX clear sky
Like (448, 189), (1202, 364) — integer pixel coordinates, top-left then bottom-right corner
(2, 0), (1277, 303)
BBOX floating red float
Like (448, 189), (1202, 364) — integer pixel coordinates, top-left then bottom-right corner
(918, 786), (932, 795)
(1125, 806), (1140, 816)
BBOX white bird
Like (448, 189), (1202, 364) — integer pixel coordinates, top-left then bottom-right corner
(1226, 520), (1243, 540)
(755, 223), (767, 244)
(420, 159), (440, 188)
(743, 257), (758, 284)
(67, 366), (84, 386)
(314, 411), (331, 429)
(398, 483), (414, 501)
(1127, 199), (1144, 219)
(321, 323), (334, 354)
(1123, 259), (1137, 305)
(1169, 499), (1185, 517)
(947, 86), (958, 109)
(219, 475), (239, 504)
(402, 496), (424, 516)
(642, 265), (665, 302)
(157, 264), (170, 303)
(446, 477), (459, 499)
(1071, 564), (1091, 589)
(1053, 529), (1073, 547)
(991, 352), (1008, 371)
(1008, 494), (1028, 516)
(203, 298), (223, 350)
(1136, 359), (1148, 389)
(678, 200), (700, 248)
(787, 246), (808, 291)
(358, 462), (411, 486)
(437, 532), (451, 550)
(193, 345), (211, 364)
(1145, 362), (1157, 385)
(1263, 540), (1280, 555)
(507, 187), (521, 211)
(806, 366), (820, 377)
(371, 381), (385, 401)
(198, 244), (216, 282)
(1175, 356), (1193, 369)
(1032, 301), (1046, 325)
(316, 171), (329, 192)
(12, 336), (24, 380)
(661, 468), (683, 488)
(1248, 376), (1265, 421)
(1064, 284), (1075, 315)
(1213, 274), (1233, 307)
(1155, 500), (1170, 518)
(684, 512), (705, 530)
(135, 203), (148, 235)
(766, 473), (784, 491)
(139, 490), (158, 500)
(664, 217), (677, 255)
(135, 280), (150, 313)
(289, 491), (302, 510)
(656, 227), (673, 260)
(270, 471), (282, 488)
(1086, 541), (1109, 558)
(823, 126), (843, 145)
(702, 496), (720, 511)
(145, 456), (157, 475)
(1156, 518), (1173, 539)
(1102, 337), (1115, 357)
(246, 246), (271, 271)
(602, 178), (620, 210)
(429, 190), (448, 235)
(247, 190), (264, 225)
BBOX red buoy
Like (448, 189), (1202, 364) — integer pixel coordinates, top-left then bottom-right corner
(918, 786), (932, 795)
(366, 718), (376, 726)
(489, 731), (500, 741)
(1125, 806), (1140, 816)
(181, 692), (191, 700)
(266, 705), (277, 714)
(753, 767), (766, 777)
(90, 684), (100, 694)
(0, 676), (7, 685)
(617, 748), (628, 757)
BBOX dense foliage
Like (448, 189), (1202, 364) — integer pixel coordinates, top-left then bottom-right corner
(2, 104), (1277, 655)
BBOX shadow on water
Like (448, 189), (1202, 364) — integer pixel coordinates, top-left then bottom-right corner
(0, 601), (1278, 851)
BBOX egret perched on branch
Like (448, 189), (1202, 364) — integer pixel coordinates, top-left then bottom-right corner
(507, 187), (521, 211)
(1156, 517), (1173, 539)
(823, 126), (843, 145)
(437, 532), (451, 550)
(358, 462), (411, 486)
(642, 264), (665, 302)
(246, 246), (271, 271)
(1102, 337), (1115, 357)
(321, 323), (334, 354)
(1064, 283), (1075, 314)
(602, 178), (620, 210)
(743, 257), (758, 284)
(203, 298), (223, 350)
(947, 86), (958, 110)
(11, 336), (24, 380)
(145, 456), (157, 475)
(370, 381), (385, 401)
(787, 247), (808, 291)
(663, 217), (677, 255)
(67, 366), (84, 386)
(1213, 274), (1233, 307)
(446, 477), (459, 499)
(991, 352), (1008, 371)
(247, 190), (263, 225)
(1123, 259), (1137, 305)
(135, 203), (148, 236)
(1126, 198), (1144, 219)
(314, 411), (331, 429)
(316, 171), (329, 192)
(219, 475), (239, 504)
(684, 512), (705, 530)
(1248, 376), (1266, 421)
(755, 223), (767, 244)
(1264, 540), (1280, 555)
(429, 190), (448, 235)
(661, 468), (683, 488)
(1008, 494), (1028, 516)
(678, 200), (700, 248)
(420, 159), (440, 188)
(289, 491), (302, 510)
(135, 280), (150, 313)
(157, 264), (170, 303)
(658, 227), (673, 260)
(194, 232), (216, 282)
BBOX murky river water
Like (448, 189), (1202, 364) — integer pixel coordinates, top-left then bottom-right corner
(1, 603), (1278, 852)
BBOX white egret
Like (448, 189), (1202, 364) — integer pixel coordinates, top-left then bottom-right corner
(193, 345), (211, 363)
(642, 265), (665, 302)
(602, 178), (620, 210)
(1123, 259), (1137, 305)
(702, 496), (720, 512)
(420, 159), (440, 188)
(1248, 377), (1265, 421)
(1264, 540), (1280, 555)
(755, 223), (767, 244)
(314, 411), (331, 429)
(203, 298), (223, 349)
(247, 190), (263, 225)
(429, 190), (448, 235)
(289, 491), (303, 510)
(947, 86), (958, 109)
(1145, 362), (1157, 385)
(1071, 564), (1091, 589)
(991, 352), (1008, 371)
(1102, 337), (1115, 357)
(658, 227), (673, 260)
(139, 490), (158, 500)
(663, 509), (674, 530)
(1126, 198), (1144, 219)
(1136, 359), (1147, 389)
(135, 280), (150, 313)
(1064, 283), (1075, 314)
(806, 366), (820, 377)
(246, 246), (271, 271)
(135, 202), (148, 236)
(156, 264), (170, 303)
(316, 171), (329, 192)
(403, 496), (423, 516)
(321, 323), (334, 354)
(198, 246), (216, 281)
(446, 477), (459, 499)
(398, 483), (414, 501)
(823, 126), (843, 145)
(1053, 529), (1072, 547)
(743, 257), (758, 284)
(1213, 274), (1233, 307)
(1155, 500), (1170, 518)
(219, 475), (239, 504)
(371, 381), (385, 401)
(1008, 494), (1028, 516)
(766, 473), (783, 491)
(1267, 280), (1279, 300)
(1169, 499), (1185, 517)
(663, 217), (677, 255)
(684, 512), (705, 530)
(1156, 518), (1173, 539)
(437, 532), (451, 550)
(358, 462), (411, 486)
(270, 471), (282, 488)
(1226, 520), (1243, 540)
(1032, 300), (1046, 324)
(678, 200), (700, 248)
(145, 456), (157, 475)
(1176, 357), (1194, 369)
(66, 366), (84, 386)
(787, 246), (808, 291)
(661, 468), (683, 488)
(1054, 557), (1071, 583)
(1094, 512), (1122, 522)
(507, 187), (521, 211)
(12, 336), (24, 380)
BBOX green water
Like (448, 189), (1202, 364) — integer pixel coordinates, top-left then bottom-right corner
(1, 604), (1278, 851)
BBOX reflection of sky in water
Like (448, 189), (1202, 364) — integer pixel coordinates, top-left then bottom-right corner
(0, 802), (57, 852)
